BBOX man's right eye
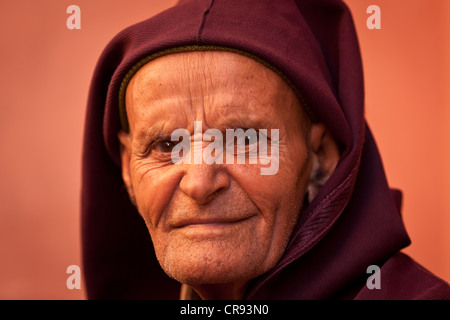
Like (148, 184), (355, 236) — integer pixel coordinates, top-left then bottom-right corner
(154, 141), (177, 153)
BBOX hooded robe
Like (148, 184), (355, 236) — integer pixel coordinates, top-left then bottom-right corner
(81, 0), (450, 299)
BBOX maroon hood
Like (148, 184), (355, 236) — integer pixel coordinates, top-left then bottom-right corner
(82, 0), (412, 299)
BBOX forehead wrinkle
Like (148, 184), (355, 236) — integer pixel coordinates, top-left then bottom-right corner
(128, 95), (189, 139)
(160, 51), (269, 130)
(183, 53), (207, 127)
(201, 62), (290, 130)
(193, 53), (265, 129)
(126, 58), (198, 137)
(126, 50), (302, 137)
(142, 53), (213, 129)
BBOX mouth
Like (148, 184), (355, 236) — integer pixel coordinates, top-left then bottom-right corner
(172, 215), (255, 229)
(169, 215), (256, 239)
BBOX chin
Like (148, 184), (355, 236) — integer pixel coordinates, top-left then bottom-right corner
(157, 246), (268, 286)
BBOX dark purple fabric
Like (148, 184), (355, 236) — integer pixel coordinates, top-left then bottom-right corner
(354, 253), (450, 300)
(81, 0), (450, 299)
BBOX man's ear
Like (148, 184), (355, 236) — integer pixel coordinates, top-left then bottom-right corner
(118, 130), (137, 206)
(307, 123), (340, 203)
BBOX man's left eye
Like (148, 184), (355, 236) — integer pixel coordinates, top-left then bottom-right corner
(245, 135), (258, 146)
(241, 134), (258, 150)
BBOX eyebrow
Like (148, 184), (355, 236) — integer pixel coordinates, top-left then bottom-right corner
(134, 112), (275, 140)
(212, 116), (274, 132)
(134, 125), (173, 146)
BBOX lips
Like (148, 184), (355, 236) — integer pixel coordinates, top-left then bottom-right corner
(171, 215), (255, 229)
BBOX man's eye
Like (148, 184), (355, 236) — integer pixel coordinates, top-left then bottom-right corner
(245, 135), (258, 146)
(230, 135), (258, 153)
(155, 141), (177, 153)
(241, 134), (258, 149)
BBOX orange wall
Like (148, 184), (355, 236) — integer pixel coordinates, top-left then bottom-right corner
(0, 0), (447, 299)
(345, 0), (450, 286)
(0, 0), (177, 300)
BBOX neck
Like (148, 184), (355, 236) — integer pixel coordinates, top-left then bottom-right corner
(191, 282), (247, 300)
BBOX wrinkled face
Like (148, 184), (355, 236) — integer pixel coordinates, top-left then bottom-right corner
(119, 51), (315, 293)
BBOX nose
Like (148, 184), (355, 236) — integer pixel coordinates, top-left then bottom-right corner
(179, 163), (230, 205)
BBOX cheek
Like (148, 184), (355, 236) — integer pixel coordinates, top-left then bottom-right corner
(223, 151), (309, 255)
(233, 140), (310, 214)
(130, 160), (182, 229)
(226, 142), (311, 263)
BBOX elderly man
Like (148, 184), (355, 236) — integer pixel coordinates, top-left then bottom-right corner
(81, 0), (450, 299)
